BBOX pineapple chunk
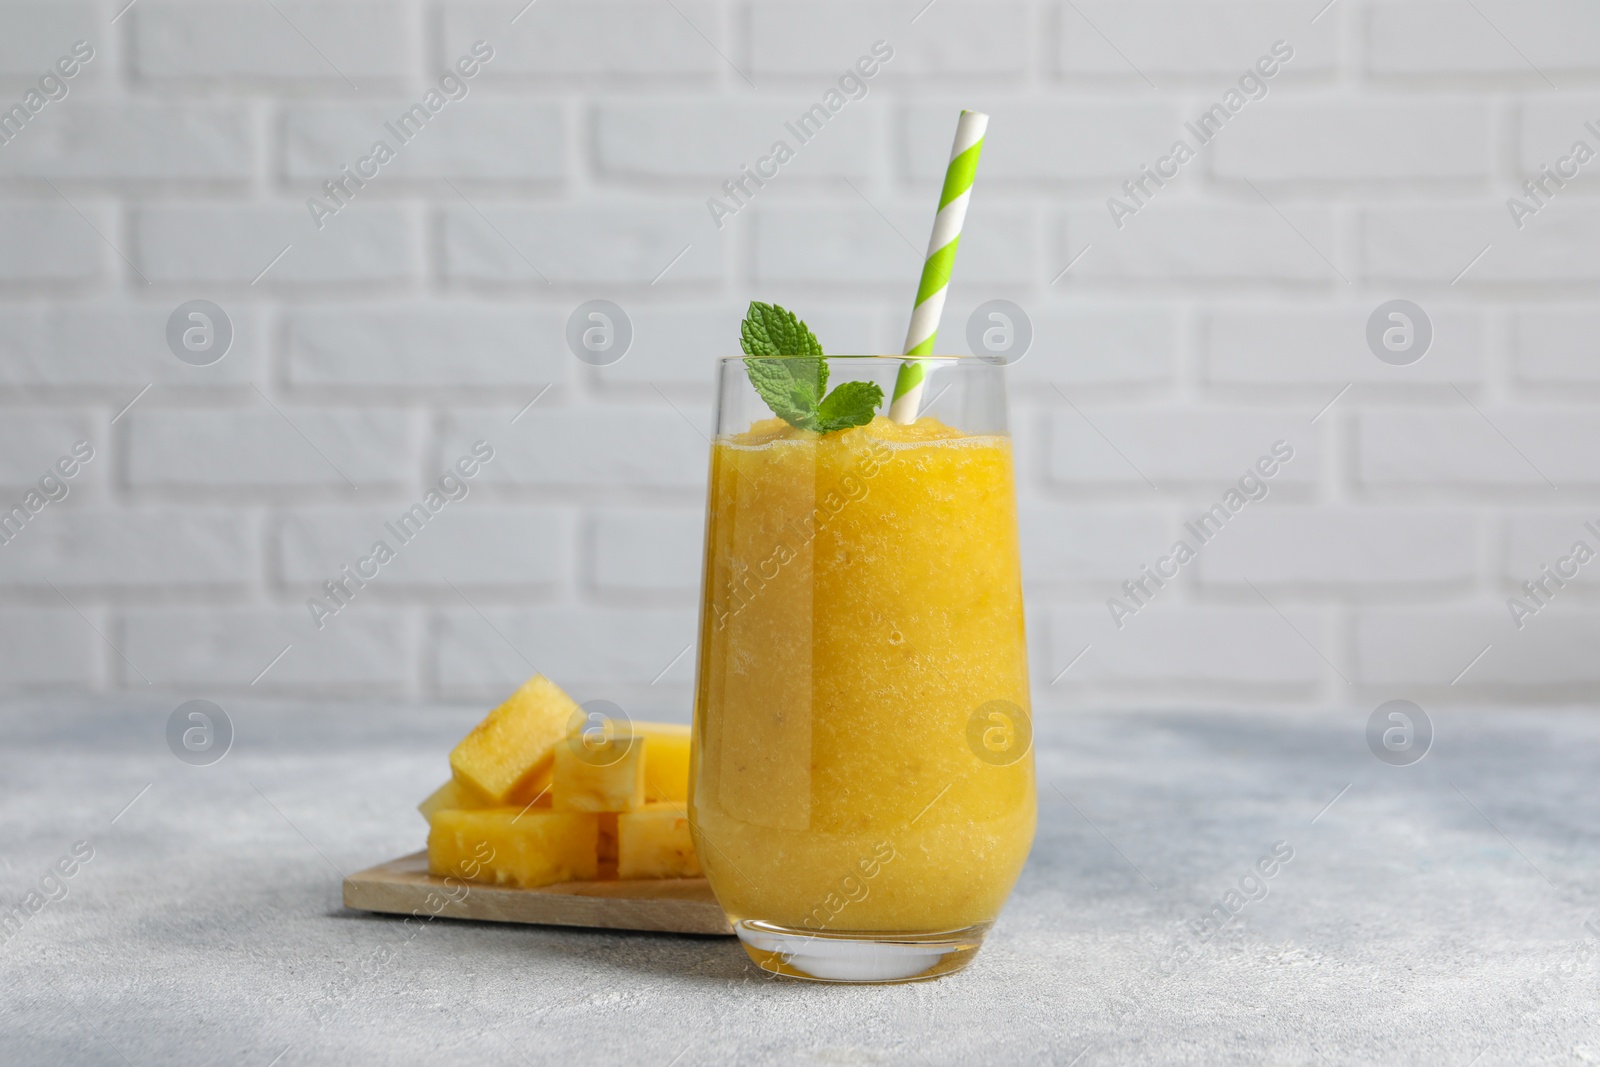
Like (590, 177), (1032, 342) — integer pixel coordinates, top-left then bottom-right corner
(552, 733), (645, 813)
(617, 802), (701, 879)
(639, 723), (691, 803)
(502, 762), (553, 808)
(417, 767), (550, 823)
(597, 814), (619, 881)
(428, 807), (598, 888)
(417, 778), (491, 822)
(449, 674), (579, 803)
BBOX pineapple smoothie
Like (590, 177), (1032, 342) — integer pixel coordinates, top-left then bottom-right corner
(689, 414), (1036, 934)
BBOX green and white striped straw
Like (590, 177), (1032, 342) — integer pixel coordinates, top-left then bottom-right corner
(889, 109), (989, 424)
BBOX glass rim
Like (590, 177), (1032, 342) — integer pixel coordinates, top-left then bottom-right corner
(719, 354), (1004, 364)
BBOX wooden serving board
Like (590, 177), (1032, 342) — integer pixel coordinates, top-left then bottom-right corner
(343, 852), (734, 936)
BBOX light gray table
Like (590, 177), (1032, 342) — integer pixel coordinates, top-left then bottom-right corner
(2, 698), (1596, 1065)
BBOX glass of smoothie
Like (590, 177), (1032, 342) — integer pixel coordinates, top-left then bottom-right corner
(688, 354), (1035, 983)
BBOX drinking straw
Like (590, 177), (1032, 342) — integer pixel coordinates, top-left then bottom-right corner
(888, 109), (989, 424)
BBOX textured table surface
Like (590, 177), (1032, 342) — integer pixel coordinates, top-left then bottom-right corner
(2, 698), (1597, 1066)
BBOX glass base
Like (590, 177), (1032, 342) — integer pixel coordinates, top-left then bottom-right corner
(735, 920), (990, 983)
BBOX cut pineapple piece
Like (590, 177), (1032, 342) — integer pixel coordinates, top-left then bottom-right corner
(617, 802), (701, 879)
(449, 674), (579, 803)
(638, 723), (691, 803)
(597, 813), (619, 881)
(417, 777), (492, 822)
(552, 733), (645, 813)
(417, 767), (550, 824)
(502, 763), (553, 808)
(428, 807), (599, 888)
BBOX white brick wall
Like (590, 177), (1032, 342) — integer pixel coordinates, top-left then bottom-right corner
(0, 305), (262, 387)
(442, 205), (717, 285)
(130, 2), (417, 84)
(1057, 2), (1337, 78)
(1366, 2), (1600, 77)
(1, 0), (1596, 715)
(0, 105), (254, 180)
(442, 2), (720, 80)
(133, 205), (416, 285)
(589, 508), (703, 594)
(748, 3), (1028, 79)
(1069, 204), (1341, 283)
(284, 306), (567, 389)
(283, 103), (565, 182)
(1204, 306), (1485, 386)
(0, 510), (256, 588)
(0, 206), (104, 283)
(1209, 99), (1490, 183)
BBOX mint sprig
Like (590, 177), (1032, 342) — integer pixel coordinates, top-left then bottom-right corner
(739, 301), (883, 433)
(813, 379), (881, 433)
(744, 357), (825, 428)
(741, 301), (824, 359)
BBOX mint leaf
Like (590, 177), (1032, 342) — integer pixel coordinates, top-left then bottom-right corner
(745, 358), (822, 429)
(739, 301), (881, 433)
(815, 380), (884, 433)
(740, 302), (824, 359)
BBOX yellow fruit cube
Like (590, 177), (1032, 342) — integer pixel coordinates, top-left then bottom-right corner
(417, 778), (492, 822)
(449, 674), (579, 803)
(617, 802), (701, 879)
(552, 733), (645, 813)
(501, 762), (553, 808)
(597, 814), (619, 880)
(417, 768), (551, 823)
(638, 723), (691, 803)
(428, 807), (599, 888)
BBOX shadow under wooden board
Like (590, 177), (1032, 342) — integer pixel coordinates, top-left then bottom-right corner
(343, 852), (734, 936)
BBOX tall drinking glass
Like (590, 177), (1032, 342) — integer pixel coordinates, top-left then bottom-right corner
(688, 355), (1035, 983)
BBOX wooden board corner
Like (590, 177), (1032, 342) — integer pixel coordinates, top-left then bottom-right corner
(343, 851), (734, 937)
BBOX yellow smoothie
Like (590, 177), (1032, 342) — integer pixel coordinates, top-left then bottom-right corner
(690, 414), (1035, 934)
